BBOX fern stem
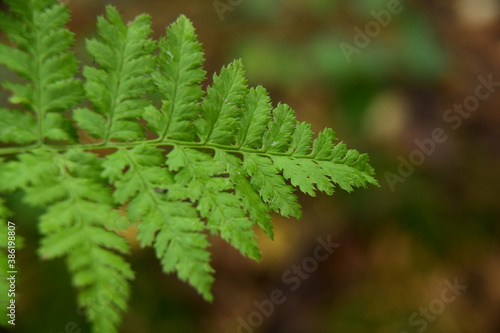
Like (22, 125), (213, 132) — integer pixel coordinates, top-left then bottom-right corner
(0, 139), (308, 161)
(0, 143), (42, 155)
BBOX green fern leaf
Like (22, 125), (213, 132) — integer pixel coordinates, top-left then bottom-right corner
(289, 121), (314, 155)
(145, 15), (206, 141)
(1, 150), (132, 333)
(102, 145), (215, 300)
(218, 151), (274, 239)
(0, 108), (37, 144)
(167, 147), (261, 261)
(236, 86), (273, 149)
(262, 103), (297, 152)
(0, 0), (83, 143)
(197, 60), (248, 144)
(243, 153), (302, 218)
(0, 3), (378, 332)
(74, 6), (155, 142)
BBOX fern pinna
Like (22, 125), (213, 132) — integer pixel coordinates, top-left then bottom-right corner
(0, 1), (378, 332)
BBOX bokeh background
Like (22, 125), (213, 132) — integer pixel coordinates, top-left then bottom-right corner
(1, 0), (499, 332)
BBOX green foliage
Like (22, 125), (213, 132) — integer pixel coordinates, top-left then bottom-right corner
(0, 1), (378, 332)
(0, 0), (82, 144)
(74, 6), (155, 142)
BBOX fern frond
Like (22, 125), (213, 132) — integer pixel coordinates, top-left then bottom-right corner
(242, 153), (302, 218)
(196, 60), (248, 145)
(0, 0), (83, 144)
(0, 150), (132, 333)
(74, 6), (155, 143)
(167, 147), (261, 261)
(262, 103), (297, 152)
(102, 145), (214, 300)
(218, 151), (274, 239)
(0, 108), (37, 144)
(0, 3), (378, 333)
(136, 13), (377, 300)
(145, 15), (206, 142)
(236, 86), (273, 149)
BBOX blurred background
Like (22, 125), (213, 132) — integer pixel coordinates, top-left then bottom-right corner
(1, 0), (500, 332)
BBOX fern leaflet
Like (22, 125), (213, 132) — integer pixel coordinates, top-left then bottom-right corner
(0, 0), (82, 144)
